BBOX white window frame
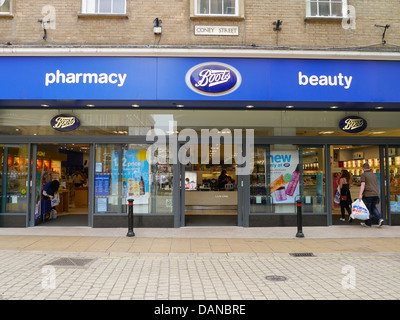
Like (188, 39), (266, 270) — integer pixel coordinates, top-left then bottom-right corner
(0, 0), (11, 14)
(82, 0), (126, 14)
(306, 0), (348, 18)
(194, 0), (239, 17)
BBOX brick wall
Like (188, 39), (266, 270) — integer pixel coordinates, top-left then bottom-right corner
(0, 0), (398, 49)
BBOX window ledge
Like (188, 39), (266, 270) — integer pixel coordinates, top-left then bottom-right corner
(0, 13), (14, 19)
(190, 15), (244, 21)
(78, 13), (128, 19)
(304, 16), (344, 22)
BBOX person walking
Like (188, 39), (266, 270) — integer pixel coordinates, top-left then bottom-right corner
(339, 169), (352, 222)
(358, 163), (384, 227)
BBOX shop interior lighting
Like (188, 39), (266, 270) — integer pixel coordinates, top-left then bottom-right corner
(86, 104), (95, 107)
(330, 106), (339, 109)
(131, 104), (140, 108)
(245, 105), (254, 109)
(41, 104), (50, 107)
(375, 106), (384, 109)
(286, 105), (294, 109)
(176, 104), (184, 108)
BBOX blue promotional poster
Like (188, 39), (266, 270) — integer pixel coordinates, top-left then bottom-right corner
(111, 150), (119, 196)
(269, 151), (300, 204)
(122, 149), (149, 204)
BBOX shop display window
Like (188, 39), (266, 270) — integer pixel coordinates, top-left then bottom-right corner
(250, 145), (326, 215)
(94, 144), (173, 215)
(388, 147), (400, 214)
(0, 144), (29, 213)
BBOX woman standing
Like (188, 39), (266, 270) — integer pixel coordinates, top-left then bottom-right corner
(339, 170), (352, 222)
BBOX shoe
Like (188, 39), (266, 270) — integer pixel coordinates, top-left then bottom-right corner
(377, 219), (384, 227)
(361, 222), (371, 227)
(340, 218), (345, 221)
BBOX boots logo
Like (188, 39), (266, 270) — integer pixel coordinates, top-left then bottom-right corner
(185, 62), (241, 96)
(51, 114), (80, 132)
(339, 116), (367, 133)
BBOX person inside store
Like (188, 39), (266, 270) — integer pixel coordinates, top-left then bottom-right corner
(42, 179), (60, 220)
(339, 169), (353, 222)
(43, 179), (60, 200)
(358, 163), (384, 227)
(218, 170), (231, 190)
(72, 170), (83, 187)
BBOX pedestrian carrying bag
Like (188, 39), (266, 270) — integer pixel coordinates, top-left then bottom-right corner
(350, 199), (370, 220)
(334, 186), (341, 204)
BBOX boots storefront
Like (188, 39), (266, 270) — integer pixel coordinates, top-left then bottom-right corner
(1, 49), (400, 228)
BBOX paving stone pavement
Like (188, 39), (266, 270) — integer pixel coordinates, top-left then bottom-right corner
(0, 226), (399, 301)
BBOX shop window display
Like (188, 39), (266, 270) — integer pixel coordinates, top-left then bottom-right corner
(0, 144), (29, 214)
(388, 147), (400, 214)
(250, 145), (326, 215)
(95, 144), (173, 215)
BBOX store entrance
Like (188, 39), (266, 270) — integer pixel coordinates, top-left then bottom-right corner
(183, 143), (239, 226)
(331, 145), (383, 225)
(34, 143), (89, 226)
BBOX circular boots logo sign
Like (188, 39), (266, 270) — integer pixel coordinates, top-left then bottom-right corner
(185, 62), (242, 96)
(339, 116), (367, 133)
(51, 114), (80, 132)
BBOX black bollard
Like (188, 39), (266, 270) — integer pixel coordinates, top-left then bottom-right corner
(127, 199), (135, 237)
(296, 199), (304, 238)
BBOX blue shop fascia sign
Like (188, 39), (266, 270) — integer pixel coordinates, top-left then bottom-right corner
(1, 56), (400, 109)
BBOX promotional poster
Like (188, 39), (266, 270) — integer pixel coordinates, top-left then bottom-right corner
(269, 151), (300, 204)
(122, 149), (150, 204)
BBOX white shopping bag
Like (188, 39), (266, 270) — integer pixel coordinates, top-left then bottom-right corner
(51, 192), (60, 207)
(334, 186), (341, 204)
(350, 199), (370, 220)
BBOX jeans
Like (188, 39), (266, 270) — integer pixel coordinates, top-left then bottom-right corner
(340, 205), (351, 219)
(362, 196), (382, 226)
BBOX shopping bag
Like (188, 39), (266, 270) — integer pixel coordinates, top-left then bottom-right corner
(50, 209), (57, 220)
(334, 186), (341, 204)
(350, 199), (370, 220)
(51, 192), (60, 207)
(34, 200), (41, 220)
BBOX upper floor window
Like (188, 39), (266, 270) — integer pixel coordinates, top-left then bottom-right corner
(195, 0), (238, 16)
(0, 0), (11, 14)
(82, 0), (126, 14)
(306, 0), (347, 18)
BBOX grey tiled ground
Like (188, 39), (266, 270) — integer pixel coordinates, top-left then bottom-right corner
(1, 250), (399, 300)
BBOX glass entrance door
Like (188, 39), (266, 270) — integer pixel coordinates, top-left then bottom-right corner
(32, 143), (90, 226)
(330, 145), (385, 225)
(182, 143), (239, 226)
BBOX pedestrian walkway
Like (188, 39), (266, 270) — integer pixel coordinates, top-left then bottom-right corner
(0, 226), (399, 301)
(0, 225), (399, 254)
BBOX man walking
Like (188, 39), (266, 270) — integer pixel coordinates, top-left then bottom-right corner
(358, 163), (384, 227)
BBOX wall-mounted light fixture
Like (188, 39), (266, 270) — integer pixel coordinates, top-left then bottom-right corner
(153, 18), (162, 34)
(273, 20), (282, 31)
(374, 24), (390, 45)
(272, 20), (282, 46)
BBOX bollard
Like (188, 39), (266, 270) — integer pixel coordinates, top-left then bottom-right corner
(127, 199), (135, 237)
(296, 199), (304, 238)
